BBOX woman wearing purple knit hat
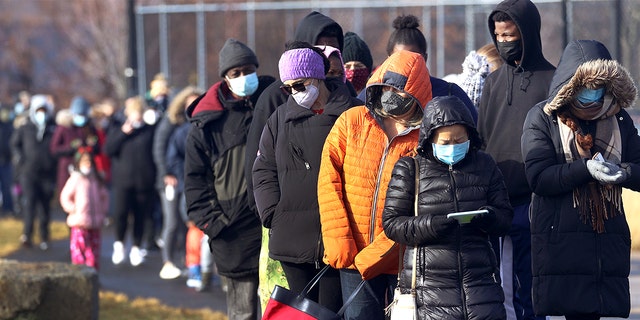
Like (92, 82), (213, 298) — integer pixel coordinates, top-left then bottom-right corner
(252, 41), (361, 313)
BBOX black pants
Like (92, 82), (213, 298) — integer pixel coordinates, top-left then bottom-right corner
(20, 177), (54, 243)
(112, 186), (154, 247)
(565, 314), (600, 320)
(280, 261), (343, 313)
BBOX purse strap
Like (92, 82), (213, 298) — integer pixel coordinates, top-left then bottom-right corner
(410, 157), (419, 294)
(301, 264), (330, 295)
(300, 264), (366, 317)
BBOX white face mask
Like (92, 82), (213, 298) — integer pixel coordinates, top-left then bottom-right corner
(143, 109), (158, 125)
(226, 72), (259, 97)
(79, 166), (91, 175)
(291, 84), (319, 109)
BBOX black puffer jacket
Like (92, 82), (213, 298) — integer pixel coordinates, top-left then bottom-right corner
(383, 96), (513, 320)
(522, 40), (640, 317)
(252, 79), (359, 264)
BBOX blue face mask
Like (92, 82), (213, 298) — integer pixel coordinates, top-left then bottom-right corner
(34, 111), (46, 126)
(73, 115), (87, 127)
(432, 140), (470, 165)
(576, 87), (605, 104)
(226, 72), (259, 97)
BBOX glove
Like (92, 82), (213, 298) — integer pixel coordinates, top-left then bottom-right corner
(586, 160), (628, 184)
(470, 208), (497, 232)
(429, 215), (458, 237)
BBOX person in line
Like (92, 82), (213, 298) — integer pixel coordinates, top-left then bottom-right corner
(155, 86), (203, 280)
(522, 39), (640, 320)
(59, 148), (109, 270)
(10, 95), (57, 250)
(50, 96), (99, 198)
(342, 31), (374, 95)
(318, 50), (432, 320)
(382, 95), (513, 319)
(477, 1), (556, 319)
(253, 41), (360, 312)
(246, 10), (349, 212)
(357, 14), (477, 124)
(166, 91), (219, 292)
(105, 96), (157, 267)
(184, 38), (274, 320)
(0, 104), (15, 216)
(443, 43), (502, 110)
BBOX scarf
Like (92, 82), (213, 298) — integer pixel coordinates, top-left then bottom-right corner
(557, 95), (623, 233)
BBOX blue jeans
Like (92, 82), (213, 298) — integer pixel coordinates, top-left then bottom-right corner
(339, 269), (396, 320)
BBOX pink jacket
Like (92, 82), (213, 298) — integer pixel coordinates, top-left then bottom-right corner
(60, 172), (109, 229)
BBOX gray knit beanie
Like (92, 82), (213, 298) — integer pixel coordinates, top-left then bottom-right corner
(218, 39), (259, 77)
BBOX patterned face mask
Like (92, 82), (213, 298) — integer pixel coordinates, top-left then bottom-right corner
(345, 68), (370, 93)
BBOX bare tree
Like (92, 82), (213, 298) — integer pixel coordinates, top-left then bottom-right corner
(41, 1), (128, 102)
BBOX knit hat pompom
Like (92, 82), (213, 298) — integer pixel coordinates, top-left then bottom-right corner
(278, 48), (326, 82)
(218, 38), (259, 77)
(343, 32), (373, 71)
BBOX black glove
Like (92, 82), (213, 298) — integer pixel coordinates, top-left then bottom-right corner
(429, 215), (458, 237)
(470, 208), (497, 232)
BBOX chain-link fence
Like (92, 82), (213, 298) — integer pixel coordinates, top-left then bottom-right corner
(135, 0), (639, 108)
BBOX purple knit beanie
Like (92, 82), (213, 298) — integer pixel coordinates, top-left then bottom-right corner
(278, 48), (326, 82)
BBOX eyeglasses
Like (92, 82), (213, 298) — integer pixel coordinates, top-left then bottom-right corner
(280, 81), (307, 95)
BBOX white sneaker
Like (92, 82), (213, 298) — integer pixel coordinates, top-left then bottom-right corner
(186, 278), (202, 288)
(112, 241), (125, 265)
(159, 262), (182, 280)
(129, 246), (145, 267)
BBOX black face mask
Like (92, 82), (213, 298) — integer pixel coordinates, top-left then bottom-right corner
(496, 40), (523, 63)
(381, 90), (414, 116)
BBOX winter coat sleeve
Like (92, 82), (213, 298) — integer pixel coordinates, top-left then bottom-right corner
(318, 114), (359, 269)
(49, 126), (71, 158)
(245, 82), (287, 211)
(104, 126), (130, 158)
(252, 113), (280, 228)
(166, 126), (186, 183)
(9, 126), (23, 173)
(619, 111), (640, 192)
(522, 104), (593, 196)
(480, 156), (513, 236)
(153, 117), (174, 179)
(382, 157), (443, 245)
(59, 174), (78, 214)
(184, 127), (226, 238)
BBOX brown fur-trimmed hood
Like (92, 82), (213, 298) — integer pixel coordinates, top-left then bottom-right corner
(543, 40), (637, 115)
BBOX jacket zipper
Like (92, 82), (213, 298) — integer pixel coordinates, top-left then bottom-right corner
(369, 143), (392, 243)
(450, 165), (468, 317)
(290, 143), (310, 170)
(315, 232), (322, 269)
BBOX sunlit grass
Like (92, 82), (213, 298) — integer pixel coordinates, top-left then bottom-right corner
(0, 216), (227, 320)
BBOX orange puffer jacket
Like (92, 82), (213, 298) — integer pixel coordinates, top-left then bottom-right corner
(318, 50), (432, 280)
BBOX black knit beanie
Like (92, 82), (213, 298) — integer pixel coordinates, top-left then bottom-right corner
(218, 38), (259, 77)
(342, 32), (373, 71)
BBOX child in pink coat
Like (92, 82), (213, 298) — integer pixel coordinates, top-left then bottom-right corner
(60, 147), (109, 270)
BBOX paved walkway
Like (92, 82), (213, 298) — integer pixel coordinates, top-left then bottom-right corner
(5, 209), (640, 319)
